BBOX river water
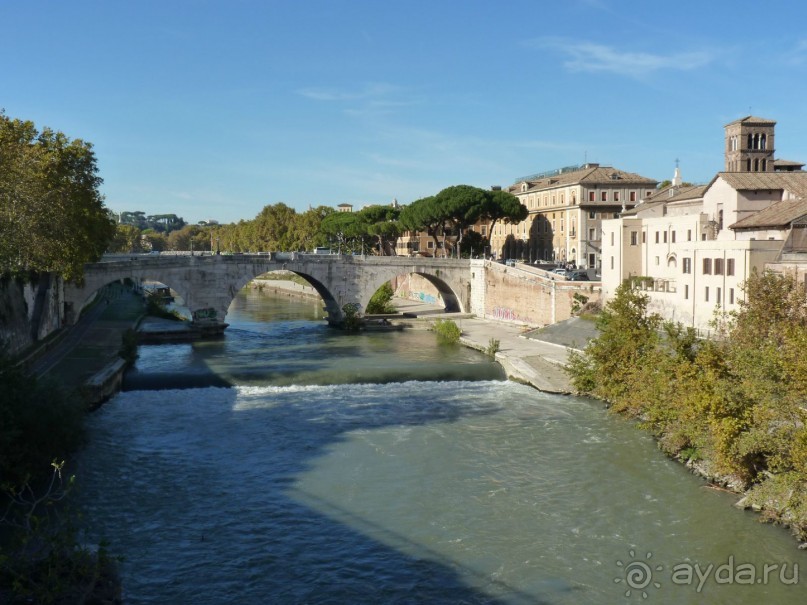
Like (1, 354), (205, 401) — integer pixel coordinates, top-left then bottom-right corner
(76, 289), (806, 604)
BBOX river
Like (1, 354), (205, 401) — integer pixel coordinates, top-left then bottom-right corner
(76, 289), (806, 604)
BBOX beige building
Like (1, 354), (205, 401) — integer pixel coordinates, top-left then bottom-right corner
(601, 116), (807, 332)
(495, 164), (657, 268)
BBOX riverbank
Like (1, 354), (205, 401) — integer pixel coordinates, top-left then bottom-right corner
(27, 283), (145, 406)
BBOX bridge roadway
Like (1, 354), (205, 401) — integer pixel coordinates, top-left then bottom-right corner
(66, 253), (473, 329)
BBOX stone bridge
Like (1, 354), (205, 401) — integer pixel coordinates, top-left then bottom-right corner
(64, 254), (473, 328)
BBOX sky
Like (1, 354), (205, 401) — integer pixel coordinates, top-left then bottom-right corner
(3, 0), (807, 225)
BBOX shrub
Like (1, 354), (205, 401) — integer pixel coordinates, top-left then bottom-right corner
(485, 338), (500, 357)
(432, 319), (461, 344)
(0, 360), (86, 486)
(366, 282), (396, 314)
(145, 291), (184, 321)
(341, 303), (362, 331)
(119, 328), (139, 366)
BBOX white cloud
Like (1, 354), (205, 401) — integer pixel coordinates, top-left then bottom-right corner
(531, 37), (714, 78)
(296, 82), (401, 102)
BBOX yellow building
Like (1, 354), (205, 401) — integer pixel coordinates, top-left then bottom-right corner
(495, 163), (657, 268)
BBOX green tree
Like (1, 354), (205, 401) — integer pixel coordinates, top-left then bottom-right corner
(107, 224), (142, 253)
(566, 280), (661, 402)
(321, 211), (370, 253)
(480, 189), (528, 236)
(399, 196), (447, 255)
(0, 112), (115, 281)
(434, 185), (487, 255)
(360, 205), (401, 255)
(294, 205), (334, 252)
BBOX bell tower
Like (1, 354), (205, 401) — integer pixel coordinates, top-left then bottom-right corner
(724, 116), (775, 172)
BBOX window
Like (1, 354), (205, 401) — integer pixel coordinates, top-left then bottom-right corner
(589, 211), (596, 219)
(481, 225), (487, 236)
(684, 285), (689, 299)
(682, 258), (692, 274)
(610, 232), (614, 246)
(642, 232), (646, 244)
(614, 191), (620, 202)
(663, 231), (668, 243)
(714, 258), (724, 275)
(630, 191), (636, 202)
(705, 287), (709, 302)
(427, 241), (434, 249)
(655, 232), (660, 244)
(610, 256), (614, 270)
(613, 213), (619, 218)
(687, 229), (692, 241)
(589, 253), (595, 267)
(601, 191), (607, 202)
(646, 191), (653, 197)
(727, 258), (735, 276)
(729, 288), (734, 304)
(589, 191), (595, 202)
(655, 256), (660, 265)
(703, 258), (712, 274)
(589, 228), (596, 240)
(671, 231), (676, 243)
(630, 231), (638, 246)
(717, 287), (722, 302)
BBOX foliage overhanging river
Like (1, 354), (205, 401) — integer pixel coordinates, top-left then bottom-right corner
(76, 289), (806, 604)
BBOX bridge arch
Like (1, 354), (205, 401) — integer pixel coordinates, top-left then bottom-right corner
(362, 271), (463, 313)
(226, 268), (341, 322)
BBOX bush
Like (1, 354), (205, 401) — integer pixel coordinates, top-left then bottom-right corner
(145, 291), (184, 321)
(341, 303), (362, 331)
(0, 361), (86, 486)
(485, 338), (500, 357)
(432, 319), (461, 344)
(119, 328), (139, 366)
(366, 282), (396, 314)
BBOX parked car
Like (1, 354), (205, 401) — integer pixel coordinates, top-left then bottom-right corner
(550, 267), (567, 275)
(505, 259), (516, 267)
(565, 270), (590, 281)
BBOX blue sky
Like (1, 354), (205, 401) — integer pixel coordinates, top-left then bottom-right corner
(3, 0), (807, 224)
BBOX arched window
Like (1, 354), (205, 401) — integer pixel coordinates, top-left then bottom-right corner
(747, 134), (753, 149)
(746, 158), (752, 171)
(761, 134), (767, 150)
(718, 209), (724, 230)
(667, 254), (677, 269)
(761, 159), (767, 171)
(754, 158), (759, 171)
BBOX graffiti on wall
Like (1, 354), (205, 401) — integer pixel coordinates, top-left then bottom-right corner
(192, 307), (218, 322)
(401, 290), (438, 304)
(491, 306), (522, 322)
